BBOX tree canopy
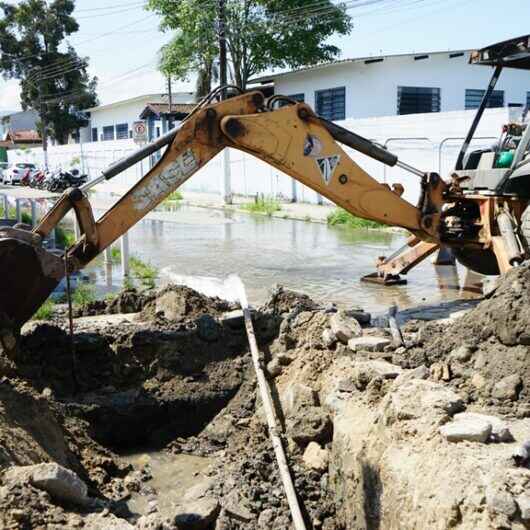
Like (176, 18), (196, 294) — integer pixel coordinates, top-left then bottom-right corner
(0, 0), (98, 145)
(147, 0), (352, 96)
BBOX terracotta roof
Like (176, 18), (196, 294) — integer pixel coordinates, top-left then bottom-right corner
(0, 129), (41, 147)
(11, 129), (41, 142)
(139, 102), (195, 119)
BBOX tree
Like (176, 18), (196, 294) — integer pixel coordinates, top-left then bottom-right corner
(147, 0), (352, 97)
(0, 0), (98, 145)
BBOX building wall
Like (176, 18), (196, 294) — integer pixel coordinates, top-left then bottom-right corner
(8, 107), (509, 206)
(88, 99), (153, 142)
(272, 52), (530, 119)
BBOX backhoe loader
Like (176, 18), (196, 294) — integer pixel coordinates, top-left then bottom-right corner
(0, 34), (529, 337)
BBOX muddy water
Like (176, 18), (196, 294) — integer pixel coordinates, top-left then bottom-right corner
(89, 204), (483, 313)
(122, 452), (212, 518)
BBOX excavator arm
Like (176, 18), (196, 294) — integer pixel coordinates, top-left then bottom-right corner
(0, 90), (443, 329)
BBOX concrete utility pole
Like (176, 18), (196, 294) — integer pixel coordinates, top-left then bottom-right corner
(217, 0), (232, 204)
(167, 76), (173, 130)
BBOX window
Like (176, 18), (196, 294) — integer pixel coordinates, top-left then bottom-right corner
(465, 89), (504, 110)
(288, 93), (305, 102)
(526, 92), (530, 108)
(116, 123), (128, 140)
(315, 87), (345, 121)
(102, 125), (115, 141)
(91, 127), (98, 142)
(397, 86), (440, 115)
(156, 126), (161, 138)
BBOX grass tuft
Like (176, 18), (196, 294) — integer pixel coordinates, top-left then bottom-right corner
(165, 190), (183, 202)
(72, 283), (96, 307)
(33, 298), (55, 320)
(130, 255), (158, 289)
(327, 208), (385, 229)
(241, 196), (281, 216)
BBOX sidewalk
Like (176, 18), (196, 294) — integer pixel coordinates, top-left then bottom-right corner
(179, 191), (336, 223)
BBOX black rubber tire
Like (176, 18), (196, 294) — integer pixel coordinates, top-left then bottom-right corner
(453, 247), (500, 276)
(521, 204), (530, 255)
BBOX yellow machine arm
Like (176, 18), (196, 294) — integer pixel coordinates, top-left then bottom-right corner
(0, 90), (444, 328)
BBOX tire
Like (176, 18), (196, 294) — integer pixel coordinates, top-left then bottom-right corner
(520, 204), (530, 256)
(453, 247), (500, 276)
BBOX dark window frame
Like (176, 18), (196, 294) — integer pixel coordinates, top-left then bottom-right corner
(102, 125), (115, 141)
(116, 123), (128, 140)
(288, 93), (305, 102)
(465, 89), (504, 110)
(315, 87), (346, 121)
(91, 127), (98, 142)
(397, 86), (440, 115)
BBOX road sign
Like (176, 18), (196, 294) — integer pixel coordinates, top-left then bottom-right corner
(132, 120), (147, 144)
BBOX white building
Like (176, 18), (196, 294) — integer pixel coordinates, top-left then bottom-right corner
(83, 92), (195, 143)
(250, 50), (530, 120)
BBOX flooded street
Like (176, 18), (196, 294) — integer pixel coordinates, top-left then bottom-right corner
(91, 203), (481, 313)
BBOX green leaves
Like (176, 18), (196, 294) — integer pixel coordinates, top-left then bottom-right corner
(0, 0), (98, 144)
(146, 0), (352, 94)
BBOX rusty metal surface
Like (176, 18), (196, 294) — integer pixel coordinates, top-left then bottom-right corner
(0, 237), (62, 328)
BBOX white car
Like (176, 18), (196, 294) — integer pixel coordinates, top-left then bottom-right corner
(0, 162), (8, 182)
(3, 163), (36, 185)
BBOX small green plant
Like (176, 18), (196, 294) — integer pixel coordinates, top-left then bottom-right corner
(241, 196), (281, 216)
(130, 255), (158, 288)
(165, 190), (183, 202)
(110, 247), (121, 263)
(70, 156), (81, 167)
(72, 283), (95, 307)
(327, 208), (385, 229)
(122, 276), (135, 290)
(304, 215), (311, 222)
(33, 298), (54, 320)
(56, 226), (76, 248)
(104, 291), (118, 303)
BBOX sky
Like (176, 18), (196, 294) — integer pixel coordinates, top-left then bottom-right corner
(1, 0), (530, 112)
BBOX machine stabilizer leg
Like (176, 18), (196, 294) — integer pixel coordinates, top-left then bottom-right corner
(361, 236), (439, 285)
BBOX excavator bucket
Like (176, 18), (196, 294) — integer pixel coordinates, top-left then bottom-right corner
(0, 229), (64, 330)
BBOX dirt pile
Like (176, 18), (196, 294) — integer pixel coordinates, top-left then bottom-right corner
(395, 264), (530, 417)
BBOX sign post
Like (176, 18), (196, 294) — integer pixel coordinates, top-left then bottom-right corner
(132, 120), (147, 145)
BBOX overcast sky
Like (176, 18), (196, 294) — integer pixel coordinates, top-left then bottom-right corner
(1, 0), (529, 112)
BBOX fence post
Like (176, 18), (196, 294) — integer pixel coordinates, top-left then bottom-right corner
(291, 179), (297, 203)
(222, 148), (232, 204)
(121, 232), (130, 277)
(30, 199), (37, 227)
(15, 199), (21, 223)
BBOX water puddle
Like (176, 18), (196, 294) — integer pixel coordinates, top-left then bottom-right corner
(122, 452), (212, 519)
(85, 204), (484, 313)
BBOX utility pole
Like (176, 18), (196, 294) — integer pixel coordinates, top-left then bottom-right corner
(167, 75), (173, 130)
(38, 75), (49, 171)
(217, 0), (232, 204)
(218, 0), (227, 99)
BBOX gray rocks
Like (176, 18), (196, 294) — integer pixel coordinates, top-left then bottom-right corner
(517, 494), (530, 520)
(450, 345), (473, 362)
(492, 374), (521, 400)
(347, 336), (391, 353)
(4, 463), (89, 506)
(220, 310), (245, 329)
(348, 310), (371, 326)
(266, 358), (283, 378)
(352, 360), (401, 390)
(393, 365), (429, 386)
(286, 406), (332, 446)
(381, 379), (464, 425)
(486, 486), (517, 517)
(174, 497), (220, 529)
(453, 412), (512, 443)
(302, 442), (329, 472)
(321, 328), (337, 348)
(439, 417), (492, 443)
(329, 310), (362, 344)
(279, 383), (318, 417)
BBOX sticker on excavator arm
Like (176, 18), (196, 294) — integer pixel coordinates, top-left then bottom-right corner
(132, 149), (198, 211)
(315, 155), (340, 185)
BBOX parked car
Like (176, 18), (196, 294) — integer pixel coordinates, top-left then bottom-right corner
(0, 162), (8, 183)
(3, 162), (36, 185)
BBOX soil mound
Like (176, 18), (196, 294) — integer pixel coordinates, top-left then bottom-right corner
(398, 263), (530, 415)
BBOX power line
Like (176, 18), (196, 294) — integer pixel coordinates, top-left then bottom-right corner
(75, 1), (146, 13)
